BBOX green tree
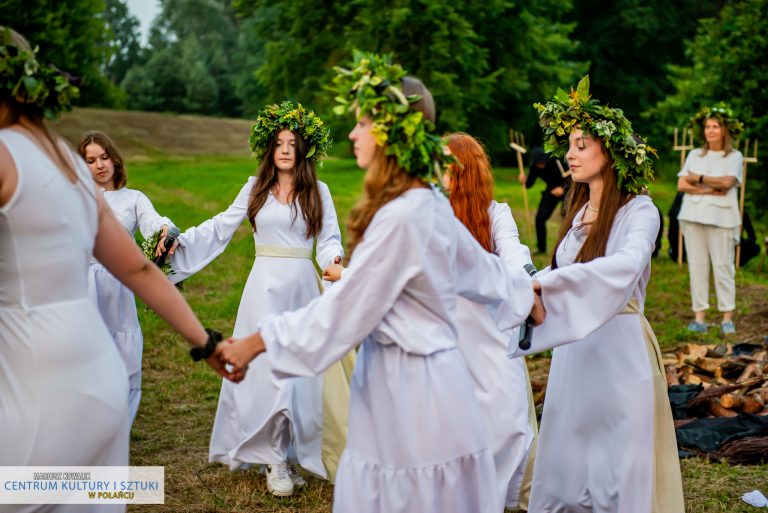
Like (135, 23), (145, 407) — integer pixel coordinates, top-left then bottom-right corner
(102, 0), (143, 86)
(235, 0), (584, 161)
(0, 0), (120, 106)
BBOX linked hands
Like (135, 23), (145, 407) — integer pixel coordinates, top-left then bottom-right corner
(529, 280), (546, 326)
(323, 255), (344, 282)
(155, 225), (181, 258)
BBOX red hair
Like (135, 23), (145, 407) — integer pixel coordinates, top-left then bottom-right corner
(445, 133), (494, 252)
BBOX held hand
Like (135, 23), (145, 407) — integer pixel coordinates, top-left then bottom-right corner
(323, 263), (344, 282)
(709, 188), (727, 196)
(155, 225), (180, 258)
(529, 294), (546, 326)
(220, 333), (265, 373)
(206, 344), (246, 383)
(551, 186), (565, 198)
(333, 255), (342, 264)
(518, 172), (527, 184)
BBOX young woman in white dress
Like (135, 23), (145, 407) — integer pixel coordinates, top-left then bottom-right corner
(169, 102), (345, 496)
(508, 77), (684, 513)
(0, 27), (238, 513)
(676, 105), (744, 335)
(217, 52), (544, 513)
(77, 130), (177, 426)
(442, 132), (538, 512)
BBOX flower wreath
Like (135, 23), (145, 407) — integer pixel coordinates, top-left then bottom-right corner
(249, 100), (331, 166)
(0, 28), (79, 120)
(534, 76), (656, 194)
(691, 103), (744, 143)
(331, 50), (452, 182)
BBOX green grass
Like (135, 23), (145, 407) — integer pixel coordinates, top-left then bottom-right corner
(125, 155), (768, 512)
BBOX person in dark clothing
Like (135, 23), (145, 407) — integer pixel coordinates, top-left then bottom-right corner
(519, 147), (570, 254)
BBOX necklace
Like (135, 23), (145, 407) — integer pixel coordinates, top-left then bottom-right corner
(587, 201), (600, 213)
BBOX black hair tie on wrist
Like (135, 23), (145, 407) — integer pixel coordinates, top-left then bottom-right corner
(190, 329), (223, 361)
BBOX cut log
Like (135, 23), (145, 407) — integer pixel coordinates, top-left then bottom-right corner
(665, 364), (680, 386)
(719, 393), (742, 409)
(742, 396), (764, 414)
(694, 357), (725, 375)
(737, 362), (763, 383)
(686, 375), (768, 417)
(708, 402), (737, 418)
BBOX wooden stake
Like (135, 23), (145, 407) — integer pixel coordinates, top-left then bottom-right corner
(736, 139), (759, 269)
(509, 129), (533, 239)
(673, 127), (694, 269)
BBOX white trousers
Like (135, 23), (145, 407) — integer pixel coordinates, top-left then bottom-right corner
(680, 221), (736, 312)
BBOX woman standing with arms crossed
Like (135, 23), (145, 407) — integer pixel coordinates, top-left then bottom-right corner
(78, 130), (177, 426)
(219, 52), (543, 513)
(169, 101), (346, 496)
(508, 76), (684, 512)
(677, 104), (744, 335)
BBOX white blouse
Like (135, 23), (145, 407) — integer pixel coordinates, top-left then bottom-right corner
(677, 147), (743, 229)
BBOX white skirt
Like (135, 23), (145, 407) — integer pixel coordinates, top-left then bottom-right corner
(332, 338), (499, 513)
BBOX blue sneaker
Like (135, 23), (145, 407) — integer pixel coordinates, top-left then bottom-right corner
(687, 321), (708, 333)
(721, 321), (736, 335)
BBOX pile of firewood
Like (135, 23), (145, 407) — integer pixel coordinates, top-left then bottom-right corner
(663, 343), (768, 418)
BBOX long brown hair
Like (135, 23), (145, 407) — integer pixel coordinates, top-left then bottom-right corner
(246, 131), (323, 239)
(701, 116), (734, 157)
(0, 27), (78, 183)
(346, 76), (435, 258)
(551, 138), (633, 269)
(445, 132), (493, 252)
(76, 131), (128, 189)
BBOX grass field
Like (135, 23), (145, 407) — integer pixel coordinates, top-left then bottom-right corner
(56, 109), (768, 512)
(119, 155), (767, 513)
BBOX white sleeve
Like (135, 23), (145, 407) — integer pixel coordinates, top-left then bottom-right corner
(678, 150), (695, 176)
(727, 151), (744, 185)
(454, 217), (535, 332)
(258, 207), (423, 377)
(492, 202), (533, 271)
(134, 191), (173, 239)
(169, 179), (251, 283)
(314, 182), (344, 269)
(509, 199), (659, 357)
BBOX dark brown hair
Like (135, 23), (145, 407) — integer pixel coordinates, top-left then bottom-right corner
(246, 130), (323, 239)
(77, 131), (128, 189)
(445, 132), (493, 252)
(346, 76), (434, 258)
(551, 135), (633, 268)
(0, 27), (78, 183)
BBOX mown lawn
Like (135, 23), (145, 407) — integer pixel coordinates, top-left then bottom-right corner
(127, 155), (768, 512)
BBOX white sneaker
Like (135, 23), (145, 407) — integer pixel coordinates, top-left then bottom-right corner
(286, 461), (306, 488)
(266, 462), (294, 497)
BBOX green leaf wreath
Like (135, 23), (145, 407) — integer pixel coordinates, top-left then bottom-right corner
(534, 76), (657, 195)
(141, 229), (175, 276)
(331, 50), (452, 183)
(249, 100), (331, 167)
(690, 103), (744, 143)
(0, 28), (79, 120)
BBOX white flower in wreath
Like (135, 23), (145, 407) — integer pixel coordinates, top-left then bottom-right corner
(594, 120), (616, 137)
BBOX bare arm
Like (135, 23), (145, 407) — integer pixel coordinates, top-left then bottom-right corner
(676, 176), (724, 195)
(92, 193), (241, 381)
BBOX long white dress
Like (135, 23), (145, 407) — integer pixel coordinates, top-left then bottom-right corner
(454, 201), (536, 511)
(88, 188), (172, 425)
(256, 188), (535, 513)
(0, 129), (128, 512)
(170, 177), (343, 477)
(508, 195), (684, 513)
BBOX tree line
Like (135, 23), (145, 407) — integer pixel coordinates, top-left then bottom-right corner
(2, 0), (765, 204)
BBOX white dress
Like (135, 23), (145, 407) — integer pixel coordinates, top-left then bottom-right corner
(0, 130), (128, 512)
(454, 201), (536, 511)
(508, 195), (684, 513)
(170, 177), (343, 477)
(256, 188), (536, 513)
(88, 188), (172, 425)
